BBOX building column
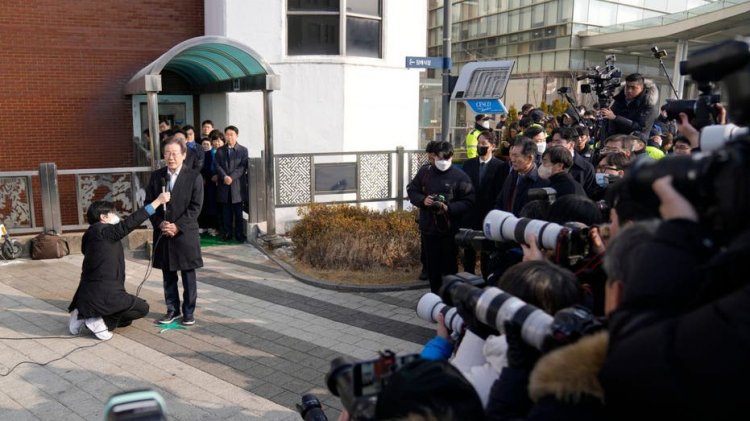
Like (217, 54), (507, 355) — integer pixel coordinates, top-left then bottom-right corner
(673, 39), (689, 100)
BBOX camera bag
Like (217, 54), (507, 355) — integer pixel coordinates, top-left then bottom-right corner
(31, 230), (70, 260)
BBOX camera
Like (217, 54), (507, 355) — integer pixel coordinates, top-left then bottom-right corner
(662, 95), (721, 131)
(325, 351), (420, 421)
(578, 55), (622, 109)
(651, 45), (668, 59)
(527, 187), (557, 206)
(439, 277), (601, 351)
(482, 209), (592, 266)
(428, 193), (447, 210)
(296, 394), (328, 421)
(103, 389), (166, 421)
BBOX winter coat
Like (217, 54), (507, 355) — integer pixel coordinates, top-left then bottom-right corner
(68, 207), (151, 318)
(146, 166), (204, 271)
(215, 143), (249, 204)
(407, 164), (475, 236)
(461, 157), (510, 230)
(494, 166), (550, 216)
(605, 79), (660, 137)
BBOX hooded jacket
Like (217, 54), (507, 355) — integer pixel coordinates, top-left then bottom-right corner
(606, 79), (660, 137)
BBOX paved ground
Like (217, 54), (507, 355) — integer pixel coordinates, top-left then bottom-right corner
(0, 243), (433, 420)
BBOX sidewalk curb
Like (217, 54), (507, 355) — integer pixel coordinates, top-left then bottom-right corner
(250, 242), (429, 293)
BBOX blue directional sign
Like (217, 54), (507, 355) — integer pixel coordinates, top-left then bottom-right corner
(466, 99), (507, 114)
(405, 56), (447, 69)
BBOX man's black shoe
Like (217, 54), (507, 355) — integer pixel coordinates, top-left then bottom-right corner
(181, 315), (195, 326)
(158, 311), (180, 324)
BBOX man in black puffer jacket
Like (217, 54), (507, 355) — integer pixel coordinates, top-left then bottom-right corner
(408, 141), (475, 293)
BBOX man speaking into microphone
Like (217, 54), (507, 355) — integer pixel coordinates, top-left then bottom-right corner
(146, 135), (204, 326)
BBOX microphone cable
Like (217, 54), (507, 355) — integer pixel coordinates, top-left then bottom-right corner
(0, 231), (165, 377)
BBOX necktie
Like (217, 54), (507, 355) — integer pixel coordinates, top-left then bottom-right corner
(479, 162), (487, 184)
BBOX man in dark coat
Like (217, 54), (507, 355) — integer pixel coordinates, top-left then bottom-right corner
(548, 128), (599, 198)
(601, 73), (660, 137)
(146, 136), (204, 326)
(68, 193), (171, 340)
(537, 145), (586, 198)
(460, 131), (508, 276)
(407, 141), (475, 293)
(215, 125), (249, 242)
(494, 137), (550, 216)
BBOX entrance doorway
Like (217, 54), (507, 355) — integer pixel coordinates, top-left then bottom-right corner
(131, 95), (194, 140)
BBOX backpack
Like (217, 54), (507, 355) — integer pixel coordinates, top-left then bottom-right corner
(31, 230), (70, 260)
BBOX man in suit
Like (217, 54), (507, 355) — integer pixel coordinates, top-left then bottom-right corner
(536, 145), (587, 198)
(495, 137), (550, 216)
(215, 125), (249, 242)
(146, 136), (204, 326)
(460, 131), (508, 276)
(68, 193), (170, 340)
(170, 131), (204, 172)
(548, 127), (598, 198)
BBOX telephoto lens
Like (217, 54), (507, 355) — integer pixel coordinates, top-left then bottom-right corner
(440, 277), (554, 350)
(415, 292), (465, 334)
(296, 394), (328, 421)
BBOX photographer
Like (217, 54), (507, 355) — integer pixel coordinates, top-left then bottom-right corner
(600, 173), (750, 420)
(408, 141), (475, 293)
(600, 73), (660, 137)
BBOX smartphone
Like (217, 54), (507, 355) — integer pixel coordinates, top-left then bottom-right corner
(104, 389), (167, 421)
(352, 352), (420, 397)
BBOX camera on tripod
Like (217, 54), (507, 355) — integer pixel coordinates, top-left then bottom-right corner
(578, 55), (622, 109)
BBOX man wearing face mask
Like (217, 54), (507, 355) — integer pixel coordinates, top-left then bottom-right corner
(67, 193), (171, 340)
(523, 125), (547, 166)
(466, 114), (493, 159)
(408, 141), (475, 293)
(460, 132), (508, 276)
(538, 145), (586, 198)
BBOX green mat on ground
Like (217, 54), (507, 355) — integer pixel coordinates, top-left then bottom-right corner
(199, 233), (240, 247)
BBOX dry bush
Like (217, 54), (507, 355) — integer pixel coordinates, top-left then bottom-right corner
(289, 204), (420, 271)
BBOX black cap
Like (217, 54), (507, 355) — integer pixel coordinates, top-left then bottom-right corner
(475, 114), (491, 122)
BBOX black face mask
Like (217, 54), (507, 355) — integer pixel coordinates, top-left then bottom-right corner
(477, 146), (489, 156)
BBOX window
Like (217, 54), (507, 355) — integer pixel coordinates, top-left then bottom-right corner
(287, 0), (382, 57)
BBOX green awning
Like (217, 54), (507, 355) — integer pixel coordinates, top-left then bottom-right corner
(124, 35), (276, 94)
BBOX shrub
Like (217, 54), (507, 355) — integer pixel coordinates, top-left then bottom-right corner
(289, 204), (420, 271)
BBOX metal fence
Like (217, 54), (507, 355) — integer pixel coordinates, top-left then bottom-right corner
(0, 148), (428, 234)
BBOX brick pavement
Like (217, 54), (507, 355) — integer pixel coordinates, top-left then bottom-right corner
(0, 244), (433, 420)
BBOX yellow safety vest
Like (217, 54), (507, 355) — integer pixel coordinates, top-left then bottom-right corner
(466, 129), (481, 159)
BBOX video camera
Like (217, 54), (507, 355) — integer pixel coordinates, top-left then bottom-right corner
(324, 350), (420, 421)
(619, 37), (750, 243)
(662, 39), (750, 131)
(438, 276), (602, 351)
(578, 55), (622, 109)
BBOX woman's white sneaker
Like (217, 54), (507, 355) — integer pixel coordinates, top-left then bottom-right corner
(68, 309), (84, 335)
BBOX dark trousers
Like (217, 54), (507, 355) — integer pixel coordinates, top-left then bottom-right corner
(420, 232), (427, 274)
(221, 202), (244, 241)
(103, 297), (149, 330)
(462, 247), (490, 279)
(424, 233), (459, 294)
(162, 269), (197, 317)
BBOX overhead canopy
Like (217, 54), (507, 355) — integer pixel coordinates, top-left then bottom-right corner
(124, 35), (279, 95)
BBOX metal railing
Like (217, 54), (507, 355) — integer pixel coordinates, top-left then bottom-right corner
(0, 148), (429, 235)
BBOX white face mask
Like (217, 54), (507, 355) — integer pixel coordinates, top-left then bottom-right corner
(435, 159), (452, 172)
(481, 121), (491, 129)
(107, 214), (121, 225)
(537, 164), (552, 179)
(536, 142), (547, 155)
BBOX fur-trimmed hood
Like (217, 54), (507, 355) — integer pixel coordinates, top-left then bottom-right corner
(528, 331), (608, 404)
(612, 79), (659, 108)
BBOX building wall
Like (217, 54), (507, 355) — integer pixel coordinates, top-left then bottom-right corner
(206, 0), (425, 154)
(0, 0), (203, 225)
(0, 0), (204, 171)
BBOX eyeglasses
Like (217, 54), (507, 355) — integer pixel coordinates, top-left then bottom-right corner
(163, 152), (183, 158)
(597, 166), (620, 172)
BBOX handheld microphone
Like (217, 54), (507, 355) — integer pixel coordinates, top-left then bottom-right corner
(161, 176), (168, 217)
